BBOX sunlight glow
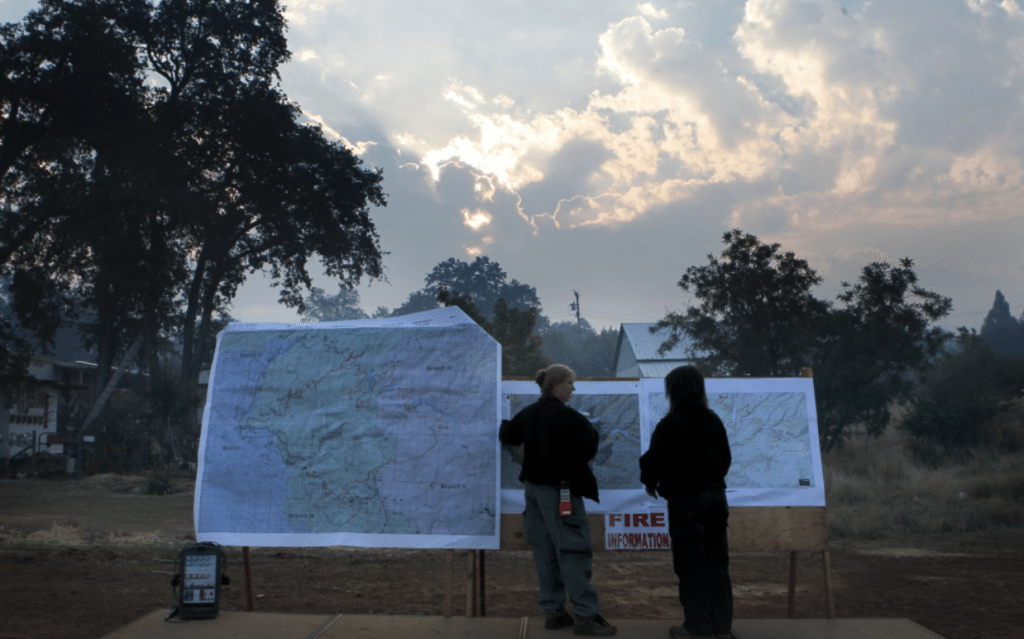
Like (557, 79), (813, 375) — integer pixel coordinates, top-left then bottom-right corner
(462, 209), (493, 230)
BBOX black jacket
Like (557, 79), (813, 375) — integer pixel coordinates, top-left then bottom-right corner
(499, 395), (601, 502)
(639, 405), (731, 500)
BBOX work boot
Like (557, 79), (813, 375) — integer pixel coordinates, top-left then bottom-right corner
(545, 609), (574, 630)
(572, 613), (616, 636)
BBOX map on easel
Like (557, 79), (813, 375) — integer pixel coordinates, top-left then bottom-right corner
(194, 308), (502, 549)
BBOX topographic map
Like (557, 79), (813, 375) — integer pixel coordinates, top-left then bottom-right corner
(501, 391), (641, 490)
(194, 309), (501, 548)
(644, 384), (817, 492)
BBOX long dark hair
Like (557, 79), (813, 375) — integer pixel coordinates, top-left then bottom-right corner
(665, 365), (708, 414)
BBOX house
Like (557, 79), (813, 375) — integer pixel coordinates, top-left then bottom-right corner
(612, 323), (702, 378)
(2, 355), (95, 462)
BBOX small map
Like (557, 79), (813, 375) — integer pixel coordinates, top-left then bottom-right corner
(194, 309), (501, 548)
(502, 392), (641, 490)
(646, 391), (814, 489)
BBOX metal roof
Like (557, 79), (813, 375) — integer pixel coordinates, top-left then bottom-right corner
(619, 323), (696, 361)
(637, 361), (690, 378)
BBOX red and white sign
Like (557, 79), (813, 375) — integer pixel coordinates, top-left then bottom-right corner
(605, 512), (671, 550)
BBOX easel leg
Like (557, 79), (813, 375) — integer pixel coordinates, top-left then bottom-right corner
(787, 550), (797, 618)
(243, 546), (254, 612)
(444, 549), (454, 618)
(466, 550), (477, 617)
(479, 549), (487, 617)
(822, 550), (835, 619)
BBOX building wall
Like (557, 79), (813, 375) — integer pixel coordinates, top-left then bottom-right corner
(5, 383), (58, 455)
(4, 357), (93, 459)
(615, 340), (640, 378)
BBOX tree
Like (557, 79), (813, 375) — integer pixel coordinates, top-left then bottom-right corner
(1, 0), (387, 405)
(656, 230), (952, 451)
(389, 290), (441, 317)
(813, 258), (952, 451)
(0, 0), (180, 390)
(654, 229), (830, 377)
(424, 257), (543, 324)
(541, 319), (618, 377)
(980, 290), (1024, 357)
(438, 289), (550, 376)
(898, 329), (1024, 466)
(298, 286), (369, 322)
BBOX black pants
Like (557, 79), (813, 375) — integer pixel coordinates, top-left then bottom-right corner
(668, 489), (733, 637)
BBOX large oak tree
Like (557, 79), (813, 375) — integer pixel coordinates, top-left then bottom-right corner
(1, 0), (386, 404)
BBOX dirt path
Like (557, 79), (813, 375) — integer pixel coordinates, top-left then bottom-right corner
(1, 476), (1022, 639)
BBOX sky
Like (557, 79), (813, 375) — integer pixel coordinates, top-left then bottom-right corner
(3, 0), (1023, 332)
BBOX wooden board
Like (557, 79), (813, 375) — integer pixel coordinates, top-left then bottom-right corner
(500, 507), (828, 553)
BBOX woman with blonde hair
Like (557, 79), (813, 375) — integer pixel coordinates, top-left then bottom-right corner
(499, 364), (616, 636)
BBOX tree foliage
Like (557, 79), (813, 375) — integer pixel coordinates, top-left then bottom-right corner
(541, 319), (618, 378)
(654, 229), (829, 377)
(657, 229), (952, 451)
(980, 290), (1024, 357)
(901, 329), (1024, 466)
(0, 0), (386, 402)
(298, 286), (369, 322)
(813, 258), (952, 450)
(389, 290), (441, 317)
(425, 257), (543, 324)
(438, 289), (550, 377)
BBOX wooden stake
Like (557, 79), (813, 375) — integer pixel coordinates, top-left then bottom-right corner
(466, 550), (476, 616)
(822, 549), (836, 619)
(787, 550), (798, 618)
(443, 549), (454, 618)
(243, 546), (254, 612)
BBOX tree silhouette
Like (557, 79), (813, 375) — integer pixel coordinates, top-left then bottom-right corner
(541, 319), (618, 377)
(438, 289), (550, 376)
(980, 290), (1024, 357)
(298, 286), (369, 322)
(657, 230), (952, 451)
(424, 257), (543, 324)
(1, 0), (387, 401)
(654, 229), (829, 377)
(814, 258), (952, 450)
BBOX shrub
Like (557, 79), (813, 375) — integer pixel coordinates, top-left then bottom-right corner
(145, 470), (176, 495)
(901, 332), (1024, 465)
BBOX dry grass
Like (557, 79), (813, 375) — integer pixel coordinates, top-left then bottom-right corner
(824, 408), (1024, 539)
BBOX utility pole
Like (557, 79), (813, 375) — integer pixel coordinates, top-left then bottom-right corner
(570, 291), (581, 340)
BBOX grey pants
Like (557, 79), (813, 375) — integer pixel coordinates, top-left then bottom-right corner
(522, 481), (601, 618)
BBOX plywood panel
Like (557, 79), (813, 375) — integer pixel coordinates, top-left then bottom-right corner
(500, 508), (828, 553)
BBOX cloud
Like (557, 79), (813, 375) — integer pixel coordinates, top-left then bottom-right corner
(638, 3), (669, 20)
(254, 0), (1024, 329)
(400, 0), (1024, 242)
(462, 208), (493, 230)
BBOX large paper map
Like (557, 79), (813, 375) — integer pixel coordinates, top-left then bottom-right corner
(501, 389), (641, 490)
(194, 308), (501, 548)
(500, 380), (643, 514)
(641, 377), (825, 507)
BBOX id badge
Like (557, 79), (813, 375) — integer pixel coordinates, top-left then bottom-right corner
(558, 481), (571, 516)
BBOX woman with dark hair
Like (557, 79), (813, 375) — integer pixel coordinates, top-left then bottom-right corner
(639, 365), (735, 639)
(499, 364), (616, 636)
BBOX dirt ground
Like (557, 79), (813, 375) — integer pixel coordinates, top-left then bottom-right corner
(1, 476), (1022, 639)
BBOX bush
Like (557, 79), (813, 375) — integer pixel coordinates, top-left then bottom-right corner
(145, 469), (175, 495)
(901, 332), (1024, 465)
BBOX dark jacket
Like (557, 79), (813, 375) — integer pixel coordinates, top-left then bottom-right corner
(639, 405), (731, 500)
(499, 395), (601, 502)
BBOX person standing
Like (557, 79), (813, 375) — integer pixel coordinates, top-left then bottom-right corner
(639, 365), (735, 639)
(499, 364), (617, 636)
